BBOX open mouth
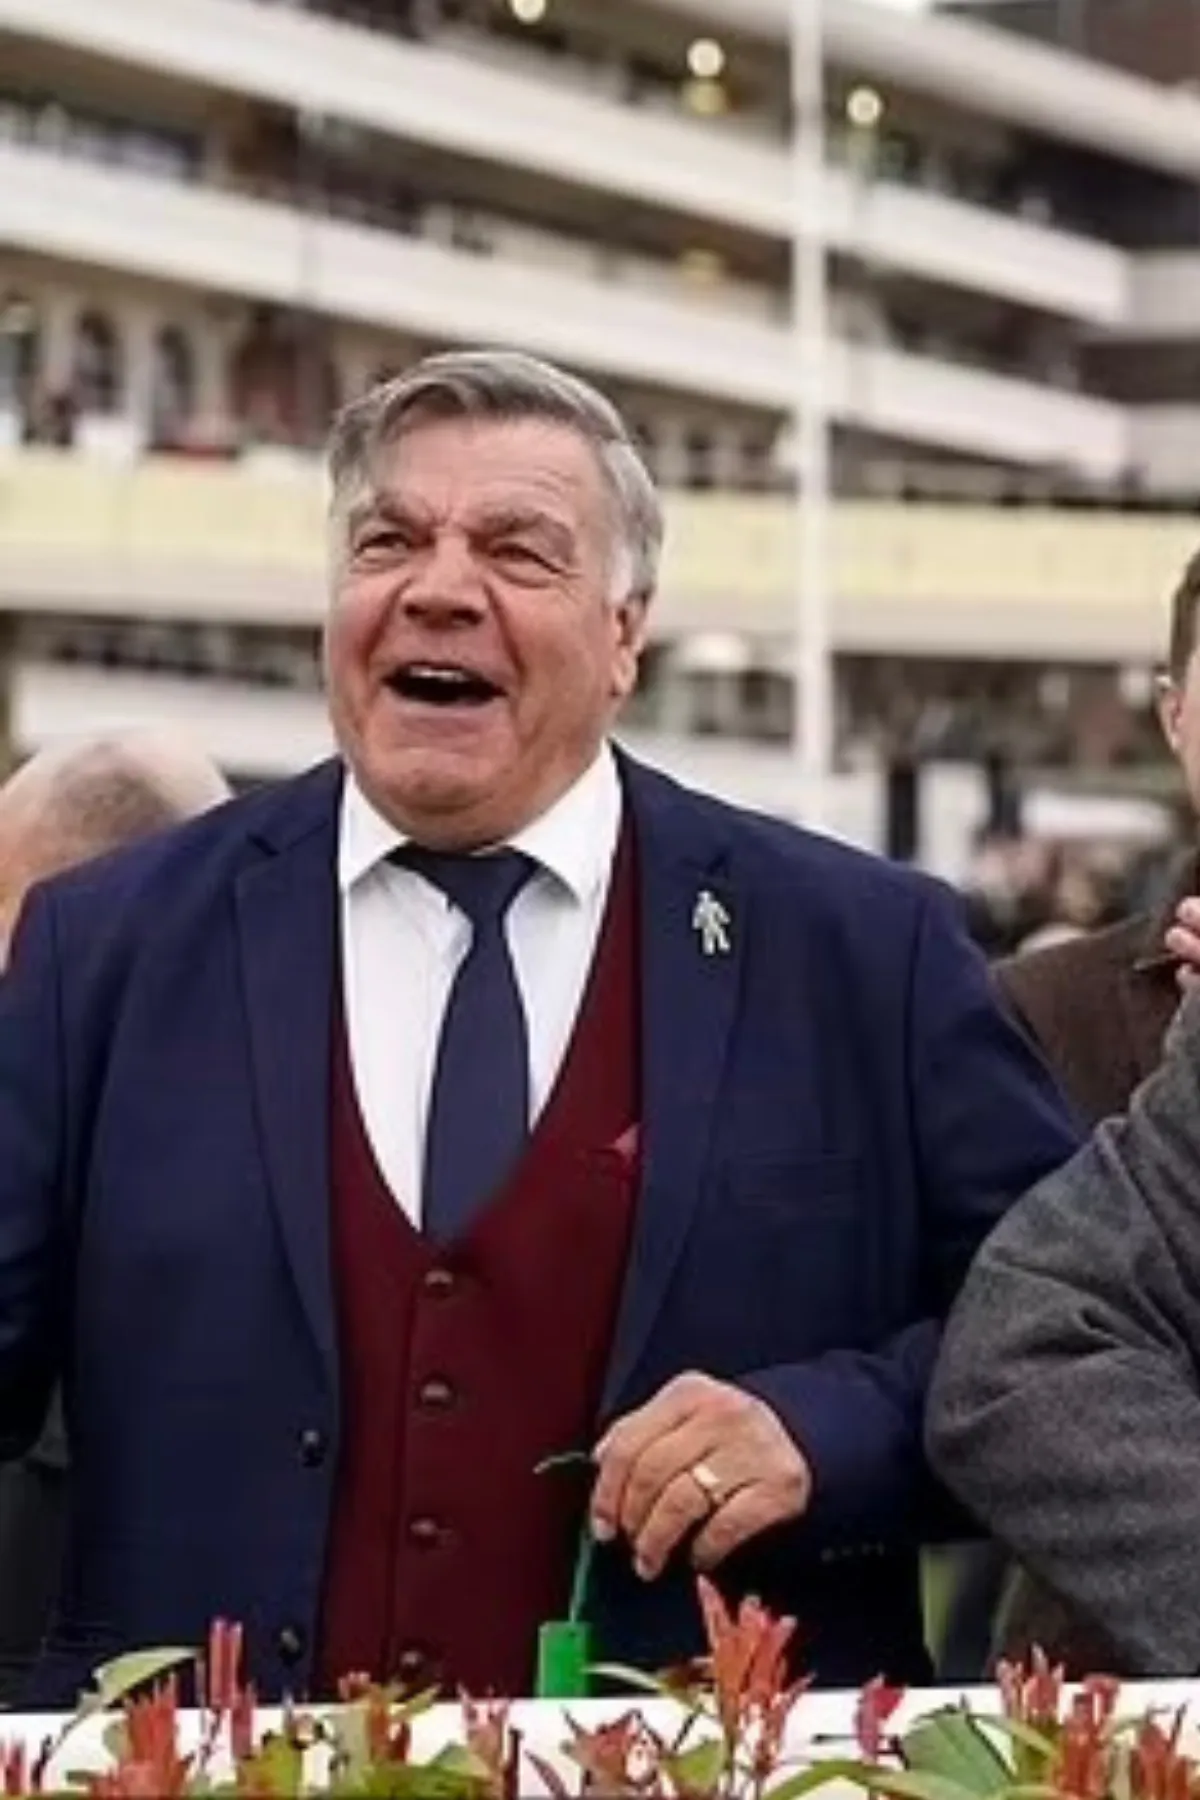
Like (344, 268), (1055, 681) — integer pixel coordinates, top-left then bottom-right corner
(385, 662), (504, 708)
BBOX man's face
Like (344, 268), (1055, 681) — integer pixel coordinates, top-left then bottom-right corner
(1157, 644), (1200, 816)
(324, 415), (647, 848)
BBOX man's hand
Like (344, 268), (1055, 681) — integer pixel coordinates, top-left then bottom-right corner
(589, 1371), (812, 1581)
(1165, 897), (1200, 994)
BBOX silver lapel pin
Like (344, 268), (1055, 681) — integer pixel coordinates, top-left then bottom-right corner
(693, 888), (732, 957)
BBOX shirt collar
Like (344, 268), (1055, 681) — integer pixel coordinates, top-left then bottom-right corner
(337, 744), (622, 905)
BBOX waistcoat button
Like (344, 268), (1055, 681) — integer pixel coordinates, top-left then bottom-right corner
(417, 1376), (456, 1410)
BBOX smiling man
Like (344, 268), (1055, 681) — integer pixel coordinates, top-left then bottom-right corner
(0, 350), (1076, 1705)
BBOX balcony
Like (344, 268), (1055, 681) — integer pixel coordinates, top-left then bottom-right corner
(0, 450), (1190, 661)
(648, 0), (1200, 184)
(0, 140), (1129, 473)
(0, 0), (1127, 326)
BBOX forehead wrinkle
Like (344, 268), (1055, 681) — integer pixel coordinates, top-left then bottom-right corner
(379, 417), (602, 502)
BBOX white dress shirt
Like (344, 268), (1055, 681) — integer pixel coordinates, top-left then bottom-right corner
(337, 747), (623, 1224)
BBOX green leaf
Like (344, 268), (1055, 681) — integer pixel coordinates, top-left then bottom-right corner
(101, 1716), (129, 1762)
(427, 1744), (491, 1779)
(42, 1642), (198, 1769)
(392, 1686), (441, 1722)
(357, 1762), (487, 1797)
(967, 1717), (1056, 1764)
(768, 1756), (987, 1800)
(665, 1735), (727, 1794)
(586, 1661), (674, 1696)
(84, 1646), (197, 1714)
(901, 1708), (1012, 1795)
(240, 1733), (305, 1797)
(964, 1712), (1058, 1786)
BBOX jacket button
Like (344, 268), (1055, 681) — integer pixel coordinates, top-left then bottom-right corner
(276, 1624), (305, 1665)
(397, 1646), (427, 1684)
(417, 1376), (456, 1410)
(298, 1428), (327, 1468)
(422, 1267), (456, 1297)
(409, 1515), (442, 1546)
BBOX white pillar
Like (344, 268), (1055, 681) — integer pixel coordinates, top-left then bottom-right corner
(194, 316), (232, 439)
(123, 304), (156, 448)
(789, 0), (834, 828)
(40, 288), (75, 394)
(655, 417), (690, 490)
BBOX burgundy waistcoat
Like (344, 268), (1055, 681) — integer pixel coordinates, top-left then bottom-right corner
(315, 827), (640, 1698)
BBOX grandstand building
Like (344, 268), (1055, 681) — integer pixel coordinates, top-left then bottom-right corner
(1, 0), (1200, 804)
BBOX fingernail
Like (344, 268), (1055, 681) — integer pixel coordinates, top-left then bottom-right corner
(591, 1517), (615, 1543)
(635, 1559), (653, 1581)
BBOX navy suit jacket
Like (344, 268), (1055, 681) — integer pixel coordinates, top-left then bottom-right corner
(0, 754), (1076, 1702)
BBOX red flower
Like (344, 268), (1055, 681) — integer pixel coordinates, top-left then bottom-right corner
(88, 1767), (176, 1798)
(462, 1698), (511, 1774)
(119, 1679), (190, 1798)
(697, 1575), (800, 1743)
(856, 1676), (905, 1759)
(996, 1647), (1066, 1729)
(230, 1682), (257, 1765)
(205, 1619), (243, 1719)
(0, 1744), (24, 1798)
(1130, 1713), (1197, 1800)
(562, 1710), (657, 1793)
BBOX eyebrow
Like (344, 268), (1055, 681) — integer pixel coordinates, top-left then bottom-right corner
(348, 496), (577, 556)
(472, 505), (577, 558)
(345, 495), (423, 538)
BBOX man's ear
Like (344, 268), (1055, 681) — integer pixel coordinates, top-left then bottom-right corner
(1156, 672), (1184, 759)
(611, 596), (650, 702)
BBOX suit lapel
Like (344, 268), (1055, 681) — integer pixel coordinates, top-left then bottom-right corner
(235, 764), (342, 1387)
(601, 758), (745, 1414)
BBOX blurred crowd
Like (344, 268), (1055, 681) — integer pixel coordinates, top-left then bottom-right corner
(960, 828), (1180, 960)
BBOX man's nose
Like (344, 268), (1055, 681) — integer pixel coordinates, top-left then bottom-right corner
(400, 532), (486, 623)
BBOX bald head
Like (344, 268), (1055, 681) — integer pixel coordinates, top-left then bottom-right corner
(0, 732), (229, 958)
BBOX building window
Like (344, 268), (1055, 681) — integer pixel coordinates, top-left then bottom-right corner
(0, 293), (39, 413)
(73, 309), (123, 414)
(151, 324), (196, 442)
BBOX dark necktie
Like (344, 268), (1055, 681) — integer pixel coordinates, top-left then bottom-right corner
(398, 847), (535, 1240)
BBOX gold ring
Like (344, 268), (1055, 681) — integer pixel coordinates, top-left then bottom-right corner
(689, 1461), (726, 1512)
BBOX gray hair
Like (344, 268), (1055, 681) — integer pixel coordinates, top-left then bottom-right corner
(327, 349), (664, 602)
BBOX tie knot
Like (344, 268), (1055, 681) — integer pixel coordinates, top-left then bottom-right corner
(398, 846), (535, 926)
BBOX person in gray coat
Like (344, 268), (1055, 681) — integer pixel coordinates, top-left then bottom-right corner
(928, 985), (1200, 1675)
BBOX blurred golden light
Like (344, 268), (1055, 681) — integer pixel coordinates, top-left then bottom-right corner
(679, 248), (725, 283)
(683, 77), (728, 117)
(846, 85), (884, 129)
(687, 37), (726, 80)
(509, 0), (547, 21)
